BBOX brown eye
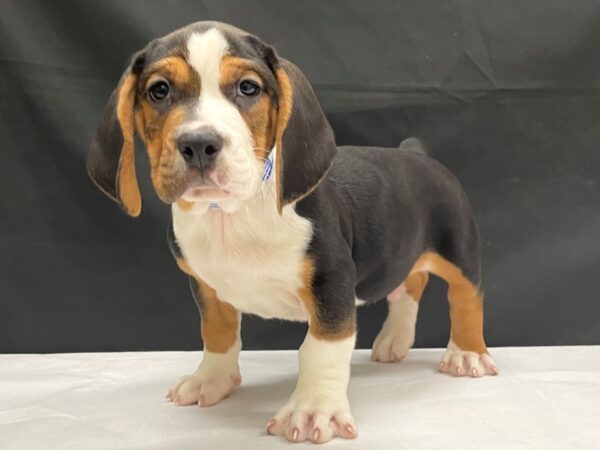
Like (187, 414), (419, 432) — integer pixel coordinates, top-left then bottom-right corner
(148, 80), (170, 102)
(239, 79), (260, 96)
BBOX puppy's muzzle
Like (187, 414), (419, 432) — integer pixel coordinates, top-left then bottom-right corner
(177, 129), (223, 171)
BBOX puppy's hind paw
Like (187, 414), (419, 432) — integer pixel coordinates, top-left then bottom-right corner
(439, 341), (498, 378)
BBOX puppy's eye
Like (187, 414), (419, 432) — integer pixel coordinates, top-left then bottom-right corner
(148, 80), (170, 102)
(238, 79), (260, 96)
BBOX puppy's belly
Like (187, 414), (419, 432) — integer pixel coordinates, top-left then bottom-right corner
(214, 278), (309, 321)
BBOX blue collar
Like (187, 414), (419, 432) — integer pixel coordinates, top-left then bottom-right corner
(209, 150), (274, 209)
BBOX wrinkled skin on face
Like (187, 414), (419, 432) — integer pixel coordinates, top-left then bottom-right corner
(132, 24), (280, 206)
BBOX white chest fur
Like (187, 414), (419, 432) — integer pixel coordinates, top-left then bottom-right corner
(172, 195), (314, 321)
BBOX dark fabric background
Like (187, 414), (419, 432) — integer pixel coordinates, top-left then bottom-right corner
(1, 0), (599, 353)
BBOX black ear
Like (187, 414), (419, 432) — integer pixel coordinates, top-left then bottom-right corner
(270, 56), (336, 213)
(87, 53), (145, 217)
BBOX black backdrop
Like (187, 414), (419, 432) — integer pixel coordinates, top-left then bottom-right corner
(1, 0), (599, 353)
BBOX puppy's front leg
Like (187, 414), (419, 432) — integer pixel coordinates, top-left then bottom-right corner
(267, 262), (357, 444)
(166, 277), (242, 407)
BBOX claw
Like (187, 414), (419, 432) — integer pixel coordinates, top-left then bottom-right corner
(265, 419), (275, 433)
(269, 396), (356, 442)
(312, 428), (321, 442)
(345, 424), (357, 437)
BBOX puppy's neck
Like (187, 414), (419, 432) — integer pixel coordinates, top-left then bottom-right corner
(171, 156), (310, 251)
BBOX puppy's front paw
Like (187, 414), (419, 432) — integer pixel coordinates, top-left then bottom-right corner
(439, 340), (498, 377)
(266, 394), (358, 444)
(166, 368), (241, 407)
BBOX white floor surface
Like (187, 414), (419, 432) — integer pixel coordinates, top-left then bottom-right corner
(1, 347), (599, 449)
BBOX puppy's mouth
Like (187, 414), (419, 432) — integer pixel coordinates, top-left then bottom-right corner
(180, 170), (232, 202)
(182, 184), (231, 201)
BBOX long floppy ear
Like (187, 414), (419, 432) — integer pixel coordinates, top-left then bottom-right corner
(87, 53), (145, 217)
(269, 56), (337, 213)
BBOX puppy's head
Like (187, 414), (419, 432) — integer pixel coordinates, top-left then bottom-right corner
(88, 21), (336, 216)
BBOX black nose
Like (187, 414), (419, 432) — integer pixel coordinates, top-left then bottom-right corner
(177, 130), (223, 169)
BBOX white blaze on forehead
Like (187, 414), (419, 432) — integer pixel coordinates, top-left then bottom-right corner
(187, 28), (229, 98)
(184, 28), (259, 202)
(185, 27), (248, 138)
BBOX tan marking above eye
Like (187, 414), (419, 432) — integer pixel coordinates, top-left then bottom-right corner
(218, 55), (277, 160)
(141, 56), (200, 102)
(219, 55), (264, 88)
(239, 71), (263, 87)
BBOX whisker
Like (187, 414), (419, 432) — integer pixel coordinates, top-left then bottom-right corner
(259, 188), (265, 216)
(264, 182), (276, 202)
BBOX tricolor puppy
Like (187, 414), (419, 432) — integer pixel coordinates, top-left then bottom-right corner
(88, 21), (497, 444)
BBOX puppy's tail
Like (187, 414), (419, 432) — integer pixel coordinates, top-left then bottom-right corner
(399, 137), (427, 155)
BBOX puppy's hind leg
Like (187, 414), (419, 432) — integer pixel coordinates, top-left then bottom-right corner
(371, 272), (429, 363)
(413, 251), (498, 377)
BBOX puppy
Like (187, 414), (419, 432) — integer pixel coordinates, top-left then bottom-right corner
(88, 21), (497, 444)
